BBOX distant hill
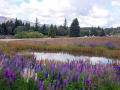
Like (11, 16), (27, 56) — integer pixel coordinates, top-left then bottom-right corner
(0, 16), (15, 24)
(0, 16), (42, 26)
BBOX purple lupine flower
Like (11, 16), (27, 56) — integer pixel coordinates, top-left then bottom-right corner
(26, 62), (31, 69)
(64, 76), (69, 86)
(71, 42), (85, 47)
(117, 66), (120, 76)
(12, 70), (16, 80)
(103, 70), (107, 75)
(85, 74), (89, 84)
(31, 54), (37, 62)
(8, 77), (12, 83)
(82, 88), (85, 90)
(5, 68), (12, 78)
(51, 71), (54, 79)
(4, 56), (10, 63)
(62, 69), (67, 76)
(45, 73), (48, 79)
(38, 64), (43, 71)
(56, 79), (60, 88)
(38, 82), (44, 90)
(52, 85), (55, 90)
(49, 82), (52, 87)
(97, 71), (101, 78)
(0, 51), (3, 56)
(57, 72), (61, 79)
(71, 74), (78, 82)
(114, 64), (120, 76)
(104, 43), (119, 48)
(89, 80), (92, 88)
(5, 68), (16, 83)
(87, 44), (97, 47)
(51, 64), (55, 71)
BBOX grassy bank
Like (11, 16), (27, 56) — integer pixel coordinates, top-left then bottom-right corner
(0, 42), (120, 60)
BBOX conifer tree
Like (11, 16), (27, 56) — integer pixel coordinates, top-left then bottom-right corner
(70, 18), (80, 37)
(35, 18), (39, 31)
(48, 24), (56, 38)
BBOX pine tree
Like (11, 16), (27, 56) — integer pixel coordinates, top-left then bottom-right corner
(54, 25), (57, 33)
(100, 29), (106, 36)
(48, 24), (56, 38)
(15, 18), (18, 27)
(63, 18), (67, 30)
(12, 18), (23, 35)
(12, 18), (18, 34)
(42, 24), (47, 35)
(70, 18), (80, 37)
(91, 27), (98, 36)
(2, 23), (7, 35)
(9, 21), (14, 35)
(35, 18), (39, 31)
(25, 23), (30, 31)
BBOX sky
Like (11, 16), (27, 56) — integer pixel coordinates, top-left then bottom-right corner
(0, 0), (120, 27)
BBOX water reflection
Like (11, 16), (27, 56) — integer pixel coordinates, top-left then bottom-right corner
(33, 52), (113, 64)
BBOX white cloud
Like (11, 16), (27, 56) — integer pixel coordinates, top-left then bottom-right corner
(112, 1), (120, 6)
(90, 6), (109, 18)
(0, 0), (119, 27)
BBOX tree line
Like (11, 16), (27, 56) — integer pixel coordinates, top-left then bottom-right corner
(0, 17), (107, 38)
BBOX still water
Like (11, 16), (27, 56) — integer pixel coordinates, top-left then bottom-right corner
(32, 52), (113, 64)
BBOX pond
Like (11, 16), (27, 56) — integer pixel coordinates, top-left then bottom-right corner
(32, 52), (113, 64)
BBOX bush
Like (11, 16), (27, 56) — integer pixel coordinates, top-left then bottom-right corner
(0, 35), (5, 39)
(14, 26), (26, 34)
(14, 31), (44, 38)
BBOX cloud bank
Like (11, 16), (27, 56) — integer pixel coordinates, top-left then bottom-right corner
(0, 0), (120, 27)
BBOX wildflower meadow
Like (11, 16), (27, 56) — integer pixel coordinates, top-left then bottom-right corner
(0, 52), (119, 90)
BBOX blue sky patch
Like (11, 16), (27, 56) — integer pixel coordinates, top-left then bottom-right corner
(24, 0), (30, 3)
